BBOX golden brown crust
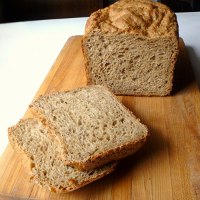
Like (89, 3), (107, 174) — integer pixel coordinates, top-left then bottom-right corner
(70, 136), (147, 171)
(29, 159), (117, 193)
(45, 162), (117, 193)
(10, 139), (117, 193)
(85, 0), (178, 38)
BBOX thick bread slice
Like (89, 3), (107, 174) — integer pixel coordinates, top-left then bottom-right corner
(82, 0), (179, 96)
(29, 85), (148, 171)
(8, 118), (117, 193)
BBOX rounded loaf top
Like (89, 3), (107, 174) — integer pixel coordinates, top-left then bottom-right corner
(85, 0), (178, 38)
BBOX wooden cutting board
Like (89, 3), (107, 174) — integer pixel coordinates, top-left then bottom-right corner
(0, 36), (199, 200)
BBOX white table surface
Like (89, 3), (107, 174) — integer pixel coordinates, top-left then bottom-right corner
(0, 13), (200, 157)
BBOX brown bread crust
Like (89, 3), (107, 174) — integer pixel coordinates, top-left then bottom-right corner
(70, 136), (147, 171)
(84, 0), (178, 37)
(82, 0), (179, 96)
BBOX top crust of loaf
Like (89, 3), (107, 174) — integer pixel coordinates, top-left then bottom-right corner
(85, 0), (178, 38)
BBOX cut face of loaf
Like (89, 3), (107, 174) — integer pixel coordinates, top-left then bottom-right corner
(29, 85), (148, 171)
(83, 35), (179, 96)
(82, 0), (179, 96)
(8, 119), (117, 193)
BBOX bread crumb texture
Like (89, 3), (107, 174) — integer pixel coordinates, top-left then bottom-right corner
(8, 118), (116, 193)
(30, 86), (148, 168)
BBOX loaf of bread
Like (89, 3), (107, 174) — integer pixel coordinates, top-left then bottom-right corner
(8, 119), (117, 193)
(29, 85), (148, 171)
(82, 0), (179, 96)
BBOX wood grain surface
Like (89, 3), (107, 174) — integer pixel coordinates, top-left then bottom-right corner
(0, 36), (199, 200)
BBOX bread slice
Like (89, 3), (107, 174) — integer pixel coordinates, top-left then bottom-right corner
(8, 118), (117, 193)
(82, 0), (179, 96)
(29, 85), (148, 171)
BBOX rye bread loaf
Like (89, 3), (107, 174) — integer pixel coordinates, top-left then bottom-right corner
(8, 118), (117, 193)
(29, 85), (148, 171)
(82, 0), (179, 96)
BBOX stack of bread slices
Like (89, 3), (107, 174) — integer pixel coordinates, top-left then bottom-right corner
(8, 85), (148, 192)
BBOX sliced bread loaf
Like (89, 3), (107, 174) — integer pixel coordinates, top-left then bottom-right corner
(8, 118), (117, 193)
(82, 0), (179, 96)
(29, 85), (148, 171)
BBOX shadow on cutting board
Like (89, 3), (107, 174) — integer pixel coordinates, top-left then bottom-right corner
(112, 122), (167, 184)
(186, 46), (200, 87)
(111, 38), (199, 189)
(172, 38), (197, 94)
